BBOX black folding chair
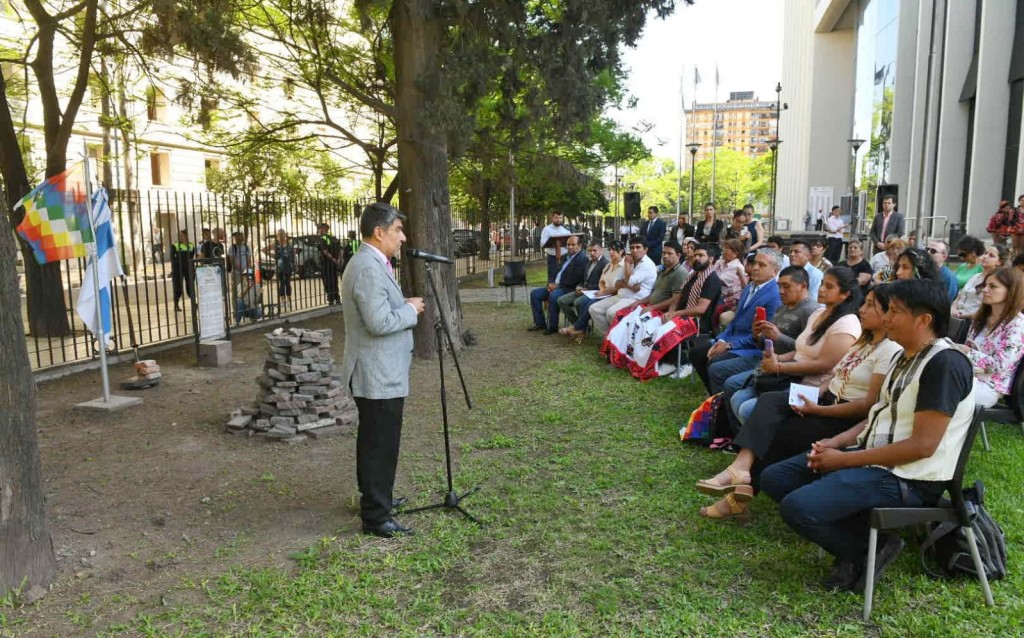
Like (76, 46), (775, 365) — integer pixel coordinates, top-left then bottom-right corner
(673, 289), (720, 381)
(499, 260), (528, 303)
(978, 359), (1024, 451)
(862, 406), (994, 620)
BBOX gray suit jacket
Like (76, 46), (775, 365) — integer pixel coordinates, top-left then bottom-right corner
(340, 244), (419, 399)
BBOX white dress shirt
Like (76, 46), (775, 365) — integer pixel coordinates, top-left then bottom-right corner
(623, 255), (658, 299)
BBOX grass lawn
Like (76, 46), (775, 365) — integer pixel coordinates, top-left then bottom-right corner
(87, 303), (1023, 636)
(459, 261), (549, 289)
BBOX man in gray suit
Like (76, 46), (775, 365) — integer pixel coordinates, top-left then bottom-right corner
(341, 202), (425, 537)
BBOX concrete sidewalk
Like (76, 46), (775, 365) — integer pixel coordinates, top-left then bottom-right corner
(458, 286), (528, 303)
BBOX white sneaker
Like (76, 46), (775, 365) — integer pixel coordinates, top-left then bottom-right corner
(674, 364), (694, 379)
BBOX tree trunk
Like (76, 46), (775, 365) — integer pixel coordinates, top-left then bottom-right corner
(0, 72), (71, 338)
(0, 198), (57, 599)
(392, 0), (464, 358)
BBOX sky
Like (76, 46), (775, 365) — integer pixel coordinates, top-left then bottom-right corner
(611, 0), (784, 166)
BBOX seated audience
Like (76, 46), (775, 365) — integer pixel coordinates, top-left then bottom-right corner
(706, 265), (817, 395)
(589, 239), (658, 335)
(555, 240), (609, 327)
(619, 240), (690, 312)
(712, 238), (749, 329)
(870, 235), (906, 282)
(761, 279), (975, 593)
(957, 267), (1024, 408)
(660, 243), (722, 334)
(841, 238), (873, 290)
(717, 253), (759, 329)
(723, 210), (752, 250)
(561, 241), (624, 341)
(695, 285), (900, 523)
(809, 238), (833, 272)
(951, 244), (1008, 319)
(789, 239), (823, 302)
(766, 236), (791, 269)
(724, 266), (863, 430)
(954, 235), (985, 289)
(680, 237), (698, 274)
(689, 249), (782, 389)
(925, 239), (959, 301)
(528, 235), (585, 334)
(893, 246), (942, 282)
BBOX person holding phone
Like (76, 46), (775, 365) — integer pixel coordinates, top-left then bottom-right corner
(695, 285), (898, 525)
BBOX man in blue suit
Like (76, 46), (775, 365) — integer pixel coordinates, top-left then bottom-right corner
(528, 235), (586, 334)
(640, 206), (667, 265)
(689, 248), (783, 392)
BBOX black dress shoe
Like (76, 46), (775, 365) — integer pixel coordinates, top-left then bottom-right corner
(822, 559), (861, 592)
(362, 519), (414, 538)
(543, 329), (557, 335)
(855, 534), (905, 592)
(527, 325), (545, 332)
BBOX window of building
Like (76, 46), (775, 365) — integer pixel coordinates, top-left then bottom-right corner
(146, 86), (168, 123)
(150, 151), (171, 186)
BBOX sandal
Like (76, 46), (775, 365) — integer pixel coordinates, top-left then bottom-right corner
(708, 437), (733, 450)
(698, 493), (752, 525)
(695, 467), (752, 498)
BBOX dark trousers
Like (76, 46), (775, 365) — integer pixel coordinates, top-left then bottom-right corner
(322, 262), (340, 304)
(355, 396), (405, 525)
(172, 267), (194, 302)
(761, 452), (924, 563)
(826, 237), (844, 263)
(689, 338), (716, 393)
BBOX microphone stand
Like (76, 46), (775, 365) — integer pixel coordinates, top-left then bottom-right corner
(402, 260), (480, 523)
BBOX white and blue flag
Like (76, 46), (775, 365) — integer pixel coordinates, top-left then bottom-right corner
(75, 188), (123, 342)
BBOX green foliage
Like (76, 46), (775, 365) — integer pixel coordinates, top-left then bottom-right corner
(620, 148), (774, 216)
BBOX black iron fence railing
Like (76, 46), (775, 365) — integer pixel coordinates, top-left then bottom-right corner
(15, 189), (592, 371)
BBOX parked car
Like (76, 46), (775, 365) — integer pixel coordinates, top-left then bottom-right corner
(451, 229), (480, 257)
(258, 235), (325, 280)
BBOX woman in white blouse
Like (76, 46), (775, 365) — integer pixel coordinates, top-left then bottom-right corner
(951, 244), (1008, 319)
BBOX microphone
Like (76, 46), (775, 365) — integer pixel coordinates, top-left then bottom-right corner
(405, 248), (455, 264)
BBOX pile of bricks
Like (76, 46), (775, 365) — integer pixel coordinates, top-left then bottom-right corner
(226, 327), (357, 443)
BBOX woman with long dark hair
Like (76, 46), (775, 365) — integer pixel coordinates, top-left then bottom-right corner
(958, 267), (1024, 408)
(696, 283), (898, 524)
(893, 246), (941, 282)
(713, 267), (864, 456)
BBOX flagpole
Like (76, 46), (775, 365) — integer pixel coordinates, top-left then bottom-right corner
(82, 141), (111, 403)
(676, 69), (684, 217)
(692, 66), (699, 215)
(711, 65), (719, 207)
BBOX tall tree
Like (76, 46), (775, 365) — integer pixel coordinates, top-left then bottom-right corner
(0, 196), (55, 598)
(385, 0), (684, 356)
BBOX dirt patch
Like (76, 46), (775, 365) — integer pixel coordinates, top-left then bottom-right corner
(13, 302), (534, 636)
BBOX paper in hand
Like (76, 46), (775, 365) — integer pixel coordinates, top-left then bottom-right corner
(788, 383), (819, 408)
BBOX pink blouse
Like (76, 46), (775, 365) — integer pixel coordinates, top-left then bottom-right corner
(965, 312), (1024, 396)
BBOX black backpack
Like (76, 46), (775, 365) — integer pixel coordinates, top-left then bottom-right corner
(919, 481), (1008, 581)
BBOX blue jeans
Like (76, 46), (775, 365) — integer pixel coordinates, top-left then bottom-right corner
(709, 354), (761, 394)
(529, 286), (572, 330)
(760, 452), (925, 563)
(573, 295), (599, 332)
(729, 384), (757, 429)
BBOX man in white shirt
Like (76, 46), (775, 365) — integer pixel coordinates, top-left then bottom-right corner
(540, 211), (573, 283)
(589, 238), (658, 335)
(788, 239), (822, 303)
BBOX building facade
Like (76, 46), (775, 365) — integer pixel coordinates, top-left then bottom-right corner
(686, 91), (780, 162)
(778, 0), (1024, 239)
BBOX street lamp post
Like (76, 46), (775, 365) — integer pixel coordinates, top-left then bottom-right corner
(686, 142), (700, 216)
(846, 138), (865, 234)
(769, 82), (787, 234)
(768, 138), (782, 235)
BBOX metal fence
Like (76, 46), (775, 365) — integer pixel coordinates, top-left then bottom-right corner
(15, 189), (590, 371)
